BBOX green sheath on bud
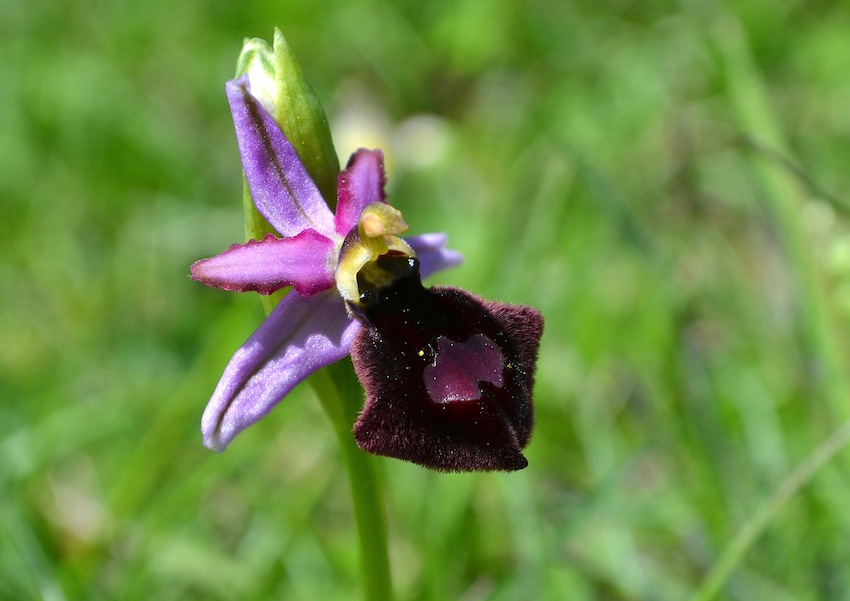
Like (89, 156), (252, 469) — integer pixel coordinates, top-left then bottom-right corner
(234, 30), (340, 313)
(271, 29), (339, 205)
(235, 30), (339, 208)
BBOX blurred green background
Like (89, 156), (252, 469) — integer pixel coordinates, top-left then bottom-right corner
(3, 0), (850, 599)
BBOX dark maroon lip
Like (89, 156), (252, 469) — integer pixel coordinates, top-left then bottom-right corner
(350, 271), (543, 472)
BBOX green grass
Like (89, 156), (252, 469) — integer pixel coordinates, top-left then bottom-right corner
(3, 1), (850, 599)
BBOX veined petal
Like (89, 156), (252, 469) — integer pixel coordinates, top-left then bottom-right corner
(405, 233), (464, 279)
(190, 229), (335, 296)
(334, 149), (387, 236)
(226, 76), (335, 238)
(202, 289), (360, 451)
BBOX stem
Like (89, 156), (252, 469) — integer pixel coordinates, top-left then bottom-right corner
(310, 362), (394, 601)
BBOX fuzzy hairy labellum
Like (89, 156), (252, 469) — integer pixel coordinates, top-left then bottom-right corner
(349, 256), (543, 472)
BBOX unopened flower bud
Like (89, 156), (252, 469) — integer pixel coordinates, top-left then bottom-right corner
(235, 29), (339, 204)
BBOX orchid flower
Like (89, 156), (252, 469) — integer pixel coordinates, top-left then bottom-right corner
(191, 76), (543, 472)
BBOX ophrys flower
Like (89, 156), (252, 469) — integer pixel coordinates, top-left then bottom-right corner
(192, 75), (542, 472)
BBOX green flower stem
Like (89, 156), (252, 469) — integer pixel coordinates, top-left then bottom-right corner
(253, 296), (392, 600)
(310, 362), (394, 601)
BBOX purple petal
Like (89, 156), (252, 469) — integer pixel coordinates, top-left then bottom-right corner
(227, 77), (335, 238)
(202, 289), (360, 451)
(405, 233), (463, 279)
(334, 149), (387, 236)
(190, 230), (336, 296)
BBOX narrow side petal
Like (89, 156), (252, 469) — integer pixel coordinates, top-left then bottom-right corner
(202, 289), (360, 451)
(190, 229), (335, 296)
(334, 149), (387, 236)
(405, 233), (464, 279)
(227, 77), (335, 238)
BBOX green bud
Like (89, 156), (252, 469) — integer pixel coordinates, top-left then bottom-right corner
(236, 29), (340, 206)
(235, 37), (277, 114)
(271, 29), (339, 205)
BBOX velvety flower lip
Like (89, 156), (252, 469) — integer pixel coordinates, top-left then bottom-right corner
(192, 75), (462, 452)
(349, 267), (543, 472)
